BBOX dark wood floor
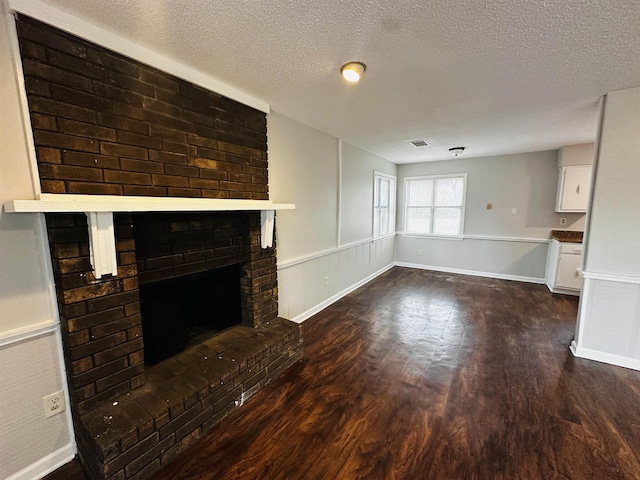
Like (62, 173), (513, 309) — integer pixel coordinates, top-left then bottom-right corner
(46, 267), (640, 480)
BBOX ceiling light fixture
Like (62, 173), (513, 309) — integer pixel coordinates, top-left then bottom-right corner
(340, 61), (367, 83)
(449, 147), (465, 156)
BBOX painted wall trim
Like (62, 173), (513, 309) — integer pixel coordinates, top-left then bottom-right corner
(337, 138), (342, 247)
(570, 340), (640, 372)
(341, 234), (395, 250)
(5, 443), (75, 480)
(5, 8), (41, 196)
(394, 262), (546, 284)
(399, 234), (463, 241)
(581, 95), (606, 270)
(0, 320), (56, 347)
(573, 276), (592, 349)
(463, 234), (550, 244)
(582, 270), (640, 285)
(399, 233), (550, 244)
(288, 263), (394, 324)
(5, 0), (270, 113)
(547, 285), (580, 297)
(278, 234), (394, 270)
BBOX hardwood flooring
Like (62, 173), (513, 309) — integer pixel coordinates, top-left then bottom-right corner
(46, 267), (640, 480)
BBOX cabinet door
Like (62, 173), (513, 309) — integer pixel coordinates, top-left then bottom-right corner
(545, 239), (560, 291)
(556, 253), (582, 290)
(558, 166), (592, 212)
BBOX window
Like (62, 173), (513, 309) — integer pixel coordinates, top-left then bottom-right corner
(373, 172), (396, 238)
(404, 174), (467, 236)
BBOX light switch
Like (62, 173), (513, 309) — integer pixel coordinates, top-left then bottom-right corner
(511, 208), (517, 215)
(486, 203), (493, 210)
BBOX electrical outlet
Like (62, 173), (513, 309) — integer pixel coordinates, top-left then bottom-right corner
(560, 217), (567, 226)
(418, 249), (424, 256)
(324, 276), (330, 287)
(43, 390), (66, 418)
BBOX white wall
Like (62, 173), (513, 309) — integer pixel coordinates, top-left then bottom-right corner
(586, 88), (640, 276)
(558, 143), (595, 167)
(268, 114), (397, 322)
(268, 112), (339, 263)
(572, 87), (640, 371)
(395, 151), (585, 281)
(0, 6), (74, 479)
(339, 142), (397, 246)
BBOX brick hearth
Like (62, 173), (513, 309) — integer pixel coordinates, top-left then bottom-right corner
(76, 319), (300, 480)
(15, 14), (302, 480)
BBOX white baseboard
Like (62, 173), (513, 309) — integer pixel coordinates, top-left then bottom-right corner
(6, 443), (76, 480)
(289, 263), (394, 324)
(546, 285), (580, 296)
(570, 341), (640, 371)
(394, 262), (545, 285)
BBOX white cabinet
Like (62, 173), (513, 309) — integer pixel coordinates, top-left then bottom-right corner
(556, 249), (582, 290)
(545, 239), (583, 295)
(556, 165), (592, 212)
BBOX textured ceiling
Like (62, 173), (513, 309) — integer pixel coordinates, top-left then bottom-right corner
(34, 0), (640, 163)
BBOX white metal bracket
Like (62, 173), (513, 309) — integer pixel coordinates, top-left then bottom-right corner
(86, 212), (118, 279)
(260, 210), (275, 249)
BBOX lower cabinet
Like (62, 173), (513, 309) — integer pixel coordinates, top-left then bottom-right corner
(545, 239), (583, 295)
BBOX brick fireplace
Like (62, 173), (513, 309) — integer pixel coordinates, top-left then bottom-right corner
(14, 14), (302, 480)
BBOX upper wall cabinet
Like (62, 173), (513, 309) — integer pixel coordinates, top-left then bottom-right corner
(555, 143), (595, 213)
(556, 165), (593, 212)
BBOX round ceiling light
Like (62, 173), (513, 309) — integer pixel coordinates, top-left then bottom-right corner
(340, 61), (367, 83)
(449, 147), (465, 156)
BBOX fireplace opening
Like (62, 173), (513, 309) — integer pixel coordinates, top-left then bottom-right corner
(139, 264), (242, 365)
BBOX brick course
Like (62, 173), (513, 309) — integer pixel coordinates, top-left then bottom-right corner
(75, 321), (301, 480)
(46, 213), (144, 415)
(17, 15), (268, 201)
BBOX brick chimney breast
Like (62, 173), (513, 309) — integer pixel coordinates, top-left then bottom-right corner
(15, 14), (302, 480)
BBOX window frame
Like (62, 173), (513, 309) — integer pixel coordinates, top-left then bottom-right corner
(372, 171), (396, 239)
(402, 173), (467, 238)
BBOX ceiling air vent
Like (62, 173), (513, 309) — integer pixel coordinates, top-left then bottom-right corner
(410, 140), (430, 148)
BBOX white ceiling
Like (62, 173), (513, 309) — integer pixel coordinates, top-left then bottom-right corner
(35, 0), (640, 163)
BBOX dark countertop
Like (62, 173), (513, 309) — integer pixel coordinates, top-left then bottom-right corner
(551, 230), (583, 243)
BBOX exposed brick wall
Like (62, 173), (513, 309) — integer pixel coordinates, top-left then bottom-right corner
(48, 213), (144, 415)
(46, 211), (278, 417)
(133, 212), (247, 285)
(16, 15), (268, 200)
(15, 14), (296, 480)
(241, 214), (279, 327)
(133, 211), (278, 328)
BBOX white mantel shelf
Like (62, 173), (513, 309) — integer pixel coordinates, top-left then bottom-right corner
(4, 193), (295, 213)
(5, 194), (294, 279)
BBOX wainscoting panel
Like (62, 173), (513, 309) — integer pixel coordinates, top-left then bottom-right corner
(395, 235), (549, 283)
(572, 274), (640, 370)
(278, 236), (395, 323)
(1, 330), (74, 480)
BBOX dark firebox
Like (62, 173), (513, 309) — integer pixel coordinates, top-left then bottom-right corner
(139, 264), (242, 364)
